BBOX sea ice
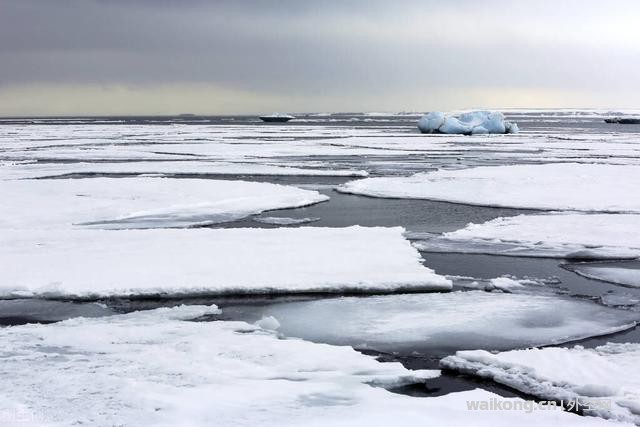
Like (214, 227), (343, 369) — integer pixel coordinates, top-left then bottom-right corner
(0, 160), (368, 180)
(339, 163), (640, 212)
(259, 291), (637, 353)
(437, 213), (640, 259)
(417, 111), (519, 135)
(0, 226), (451, 298)
(441, 343), (640, 424)
(0, 305), (618, 426)
(565, 262), (640, 288)
(0, 178), (328, 229)
(252, 216), (321, 225)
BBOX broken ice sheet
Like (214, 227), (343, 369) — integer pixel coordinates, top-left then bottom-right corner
(259, 291), (638, 353)
(441, 343), (640, 424)
(0, 305), (614, 427)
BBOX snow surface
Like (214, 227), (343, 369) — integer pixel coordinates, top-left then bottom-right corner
(0, 226), (451, 298)
(438, 213), (640, 259)
(0, 305), (614, 427)
(441, 343), (640, 424)
(417, 111), (519, 135)
(259, 291), (637, 352)
(0, 178), (328, 229)
(339, 163), (640, 212)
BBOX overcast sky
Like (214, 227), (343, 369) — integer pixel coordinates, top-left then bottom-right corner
(1, 0), (639, 115)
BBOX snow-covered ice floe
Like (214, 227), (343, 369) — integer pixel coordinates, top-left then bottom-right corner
(0, 178), (328, 229)
(252, 216), (321, 225)
(259, 291), (637, 353)
(0, 226), (451, 298)
(0, 160), (369, 180)
(415, 213), (640, 260)
(565, 262), (640, 288)
(441, 343), (640, 424)
(417, 111), (519, 135)
(339, 163), (640, 212)
(0, 305), (616, 427)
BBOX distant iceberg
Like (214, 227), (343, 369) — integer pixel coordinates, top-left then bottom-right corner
(417, 111), (519, 135)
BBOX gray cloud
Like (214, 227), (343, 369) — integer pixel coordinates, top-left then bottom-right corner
(1, 0), (639, 114)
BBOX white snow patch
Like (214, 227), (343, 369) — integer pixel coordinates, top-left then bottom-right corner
(255, 315), (281, 331)
(487, 277), (526, 292)
(441, 343), (640, 424)
(0, 226), (451, 298)
(339, 163), (640, 212)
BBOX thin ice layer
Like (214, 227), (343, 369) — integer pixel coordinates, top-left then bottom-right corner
(0, 177), (328, 229)
(259, 291), (637, 352)
(441, 343), (640, 424)
(0, 305), (617, 427)
(0, 226), (451, 298)
(339, 163), (640, 212)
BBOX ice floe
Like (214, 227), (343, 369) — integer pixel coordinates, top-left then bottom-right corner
(441, 343), (640, 424)
(259, 291), (637, 353)
(252, 216), (321, 225)
(339, 163), (640, 212)
(417, 111), (519, 135)
(0, 178), (328, 229)
(0, 304), (618, 426)
(0, 226), (451, 298)
(431, 213), (640, 259)
(565, 262), (640, 288)
(0, 160), (368, 180)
